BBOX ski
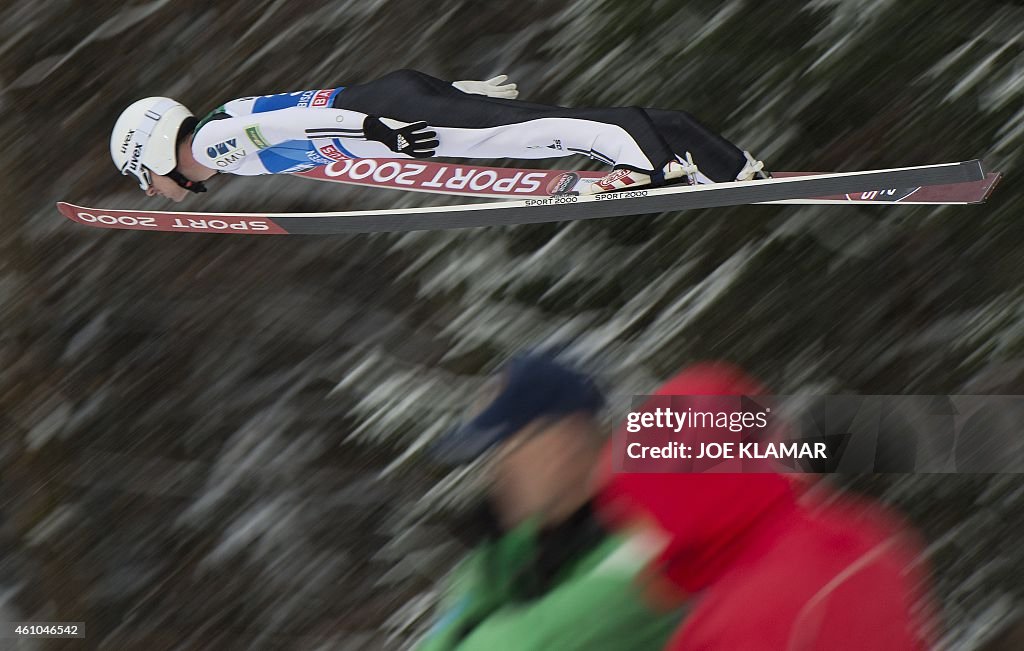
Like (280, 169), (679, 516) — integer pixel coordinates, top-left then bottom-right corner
(295, 158), (1000, 205)
(56, 160), (985, 236)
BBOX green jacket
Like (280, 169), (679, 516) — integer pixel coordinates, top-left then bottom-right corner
(416, 506), (679, 651)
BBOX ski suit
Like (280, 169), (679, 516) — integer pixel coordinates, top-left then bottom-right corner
(191, 69), (748, 182)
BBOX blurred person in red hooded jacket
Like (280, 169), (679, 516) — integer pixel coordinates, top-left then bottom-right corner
(597, 362), (939, 651)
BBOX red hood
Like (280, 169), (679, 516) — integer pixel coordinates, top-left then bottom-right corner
(598, 362), (797, 593)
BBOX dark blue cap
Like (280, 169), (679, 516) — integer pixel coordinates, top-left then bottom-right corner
(431, 353), (605, 464)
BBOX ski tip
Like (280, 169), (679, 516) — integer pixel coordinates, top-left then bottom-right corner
(56, 201), (76, 219)
(56, 201), (105, 230)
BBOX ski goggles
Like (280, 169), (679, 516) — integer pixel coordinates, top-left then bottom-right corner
(121, 164), (153, 192)
(122, 163), (207, 194)
(119, 139), (153, 191)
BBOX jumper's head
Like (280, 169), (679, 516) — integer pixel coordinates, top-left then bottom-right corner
(110, 97), (206, 197)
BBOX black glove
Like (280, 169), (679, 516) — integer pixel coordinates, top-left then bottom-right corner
(362, 116), (438, 158)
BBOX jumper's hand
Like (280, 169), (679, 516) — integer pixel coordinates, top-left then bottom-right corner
(363, 116), (438, 158)
(452, 74), (519, 99)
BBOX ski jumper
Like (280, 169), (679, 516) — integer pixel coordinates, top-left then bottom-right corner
(192, 69), (748, 182)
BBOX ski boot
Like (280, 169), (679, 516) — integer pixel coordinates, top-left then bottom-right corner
(736, 151), (770, 181)
(583, 153), (700, 195)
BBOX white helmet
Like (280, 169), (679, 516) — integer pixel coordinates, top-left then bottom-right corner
(110, 97), (194, 191)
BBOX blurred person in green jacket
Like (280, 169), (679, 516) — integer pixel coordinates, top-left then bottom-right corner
(417, 352), (679, 651)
